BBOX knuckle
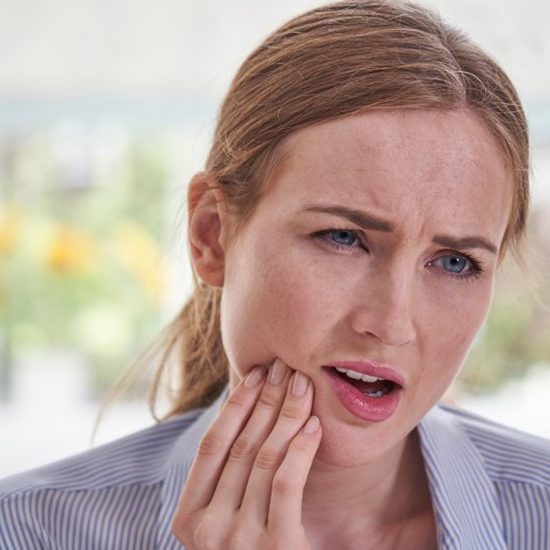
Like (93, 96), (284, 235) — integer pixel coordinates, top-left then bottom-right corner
(272, 472), (299, 497)
(279, 401), (304, 422)
(255, 446), (281, 471)
(198, 433), (226, 458)
(289, 439), (309, 455)
(293, 440), (311, 454)
(226, 391), (249, 412)
(193, 515), (221, 550)
(229, 436), (256, 461)
(170, 511), (193, 543)
(289, 432), (313, 453)
(171, 507), (193, 530)
(256, 391), (281, 412)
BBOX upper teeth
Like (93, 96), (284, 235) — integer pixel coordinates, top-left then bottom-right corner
(335, 367), (382, 383)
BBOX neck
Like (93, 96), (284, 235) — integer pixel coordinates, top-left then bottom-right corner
(301, 429), (432, 536)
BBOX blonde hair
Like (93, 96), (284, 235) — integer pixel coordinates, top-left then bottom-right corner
(118, 0), (530, 419)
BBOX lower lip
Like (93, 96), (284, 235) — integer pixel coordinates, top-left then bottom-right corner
(324, 367), (403, 422)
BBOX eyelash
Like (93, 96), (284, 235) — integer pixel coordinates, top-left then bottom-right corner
(429, 253), (484, 282)
(311, 228), (485, 282)
(312, 228), (365, 252)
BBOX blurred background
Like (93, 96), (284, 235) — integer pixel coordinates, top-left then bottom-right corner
(1, 0), (549, 477)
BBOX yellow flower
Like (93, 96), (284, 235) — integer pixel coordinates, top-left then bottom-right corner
(45, 223), (98, 273)
(0, 204), (23, 256)
(110, 222), (166, 305)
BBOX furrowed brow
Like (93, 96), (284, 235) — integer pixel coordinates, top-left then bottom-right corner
(304, 204), (498, 254)
(304, 204), (394, 232)
(433, 235), (498, 255)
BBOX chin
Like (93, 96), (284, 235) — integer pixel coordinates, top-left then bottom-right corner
(310, 383), (422, 469)
(311, 407), (400, 468)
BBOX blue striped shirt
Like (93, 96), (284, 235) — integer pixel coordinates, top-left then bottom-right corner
(1, 387), (549, 549)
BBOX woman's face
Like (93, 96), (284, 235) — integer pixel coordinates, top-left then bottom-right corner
(219, 109), (513, 466)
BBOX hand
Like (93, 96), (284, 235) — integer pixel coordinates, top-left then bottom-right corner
(171, 359), (322, 550)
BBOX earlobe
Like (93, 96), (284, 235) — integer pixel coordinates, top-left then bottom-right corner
(187, 172), (230, 288)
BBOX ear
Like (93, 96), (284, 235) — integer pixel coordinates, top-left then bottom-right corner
(187, 172), (232, 288)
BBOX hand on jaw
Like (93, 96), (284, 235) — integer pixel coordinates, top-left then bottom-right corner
(171, 359), (322, 550)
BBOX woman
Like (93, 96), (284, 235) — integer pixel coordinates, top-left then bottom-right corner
(1, 1), (549, 548)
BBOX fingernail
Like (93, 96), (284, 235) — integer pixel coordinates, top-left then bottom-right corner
(245, 366), (266, 388)
(303, 416), (320, 435)
(292, 371), (309, 397)
(269, 360), (286, 385)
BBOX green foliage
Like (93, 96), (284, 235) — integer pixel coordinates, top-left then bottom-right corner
(460, 254), (550, 394)
(0, 129), (176, 392)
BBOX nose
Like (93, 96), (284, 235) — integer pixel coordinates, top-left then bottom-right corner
(350, 267), (416, 347)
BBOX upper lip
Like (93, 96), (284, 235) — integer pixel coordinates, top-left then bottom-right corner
(325, 360), (406, 387)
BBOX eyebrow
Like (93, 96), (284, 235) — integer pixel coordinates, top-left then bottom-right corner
(304, 204), (499, 255)
(432, 235), (498, 255)
(304, 204), (395, 232)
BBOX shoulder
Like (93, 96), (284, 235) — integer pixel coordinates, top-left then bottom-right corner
(0, 409), (201, 548)
(439, 403), (550, 487)
(440, 405), (550, 541)
(0, 409), (200, 495)
(423, 404), (550, 546)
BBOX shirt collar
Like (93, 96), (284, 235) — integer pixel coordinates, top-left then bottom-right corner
(157, 388), (506, 549)
(418, 404), (507, 549)
(157, 387), (229, 549)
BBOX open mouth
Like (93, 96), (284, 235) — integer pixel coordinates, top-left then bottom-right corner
(323, 365), (404, 421)
(326, 366), (398, 398)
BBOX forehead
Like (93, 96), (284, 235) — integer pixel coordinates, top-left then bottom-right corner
(265, 108), (513, 242)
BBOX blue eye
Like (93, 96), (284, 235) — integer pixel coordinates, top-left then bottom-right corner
(443, 255), (468, 273)
(327, 230), (359, 247)
(311, 228), (364, 253)
(430, 252), (483, 281)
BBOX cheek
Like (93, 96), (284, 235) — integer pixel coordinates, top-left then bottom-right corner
(423, 271), (494, 331)
(220, 245), (337, 374)
(417, 283), (493, 382)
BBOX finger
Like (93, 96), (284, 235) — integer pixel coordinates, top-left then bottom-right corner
(175, 364), (268, 515)
(239, 370), (314, 523)
(268, 416), (322, 534)
(209, 359), (292, 511)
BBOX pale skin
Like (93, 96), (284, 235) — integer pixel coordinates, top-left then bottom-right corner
(171, 109), (513, 549)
